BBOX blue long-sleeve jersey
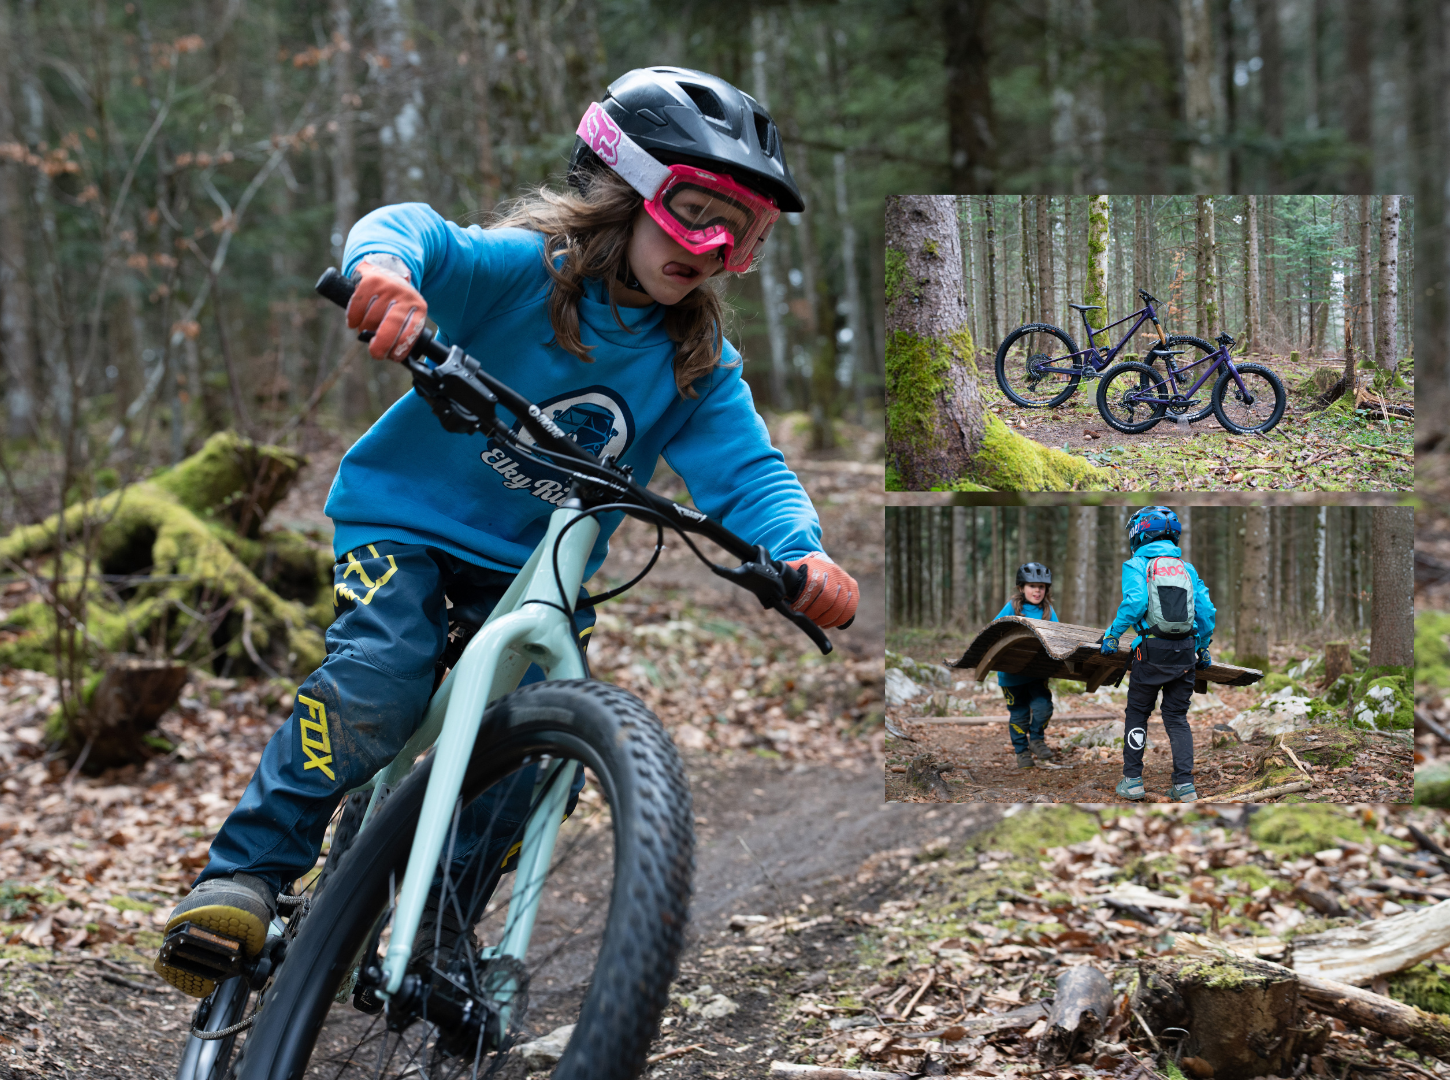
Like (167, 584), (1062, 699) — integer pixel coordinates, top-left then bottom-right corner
(1106, 540), (1216, 650)
(992, 600), (1058, 687)
(324, 203), (822, 578)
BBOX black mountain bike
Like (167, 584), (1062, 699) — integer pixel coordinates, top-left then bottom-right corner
(994, 289), (1219, 411)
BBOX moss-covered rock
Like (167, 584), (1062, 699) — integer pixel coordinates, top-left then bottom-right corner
(1416, 612), (1450, 688)
(1351, 671), (1412, 730)
(1417, 763), (1450, 808)
(1258, 672), (1308, 696)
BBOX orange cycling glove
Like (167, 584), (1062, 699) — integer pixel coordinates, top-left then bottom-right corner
(346, 257), (429, 361)
(785, 552), (858, 629)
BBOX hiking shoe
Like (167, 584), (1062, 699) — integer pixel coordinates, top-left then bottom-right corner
(1015, 751), (1035, 769)
(154, 873), (276, 998)
(1171, 782), (1199, 803)
(1115, 777), (1145, 801)
(1029, 739), (1057, 761)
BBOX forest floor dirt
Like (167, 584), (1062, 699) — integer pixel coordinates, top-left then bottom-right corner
(0, 412), (909, 1077)
(886, 632), (1413, 806)
(974, 352), (1414, 492)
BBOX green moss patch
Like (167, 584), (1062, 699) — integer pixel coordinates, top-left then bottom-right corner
(1387, 963), (1450, 1015)
(1417, 612), (1450, 688)
(1249, 804), (1403, 857)
(1352, 671), (1412, 730)
(1417, 763), (1450, 808)
(971, 414), (1105, 491)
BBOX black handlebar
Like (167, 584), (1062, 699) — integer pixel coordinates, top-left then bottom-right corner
(1216, 331), (1236, 347)
(315, 267), (839, 654)
(1138, 289), (1159, 305)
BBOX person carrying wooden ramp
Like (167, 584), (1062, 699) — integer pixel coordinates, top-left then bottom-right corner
(1100, 506), (1216, 803)
(993, 563), (1060, 769)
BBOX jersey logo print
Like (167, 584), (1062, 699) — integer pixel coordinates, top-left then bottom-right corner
(481, 386), (635, 508)
(335, 544), (398, 607)
(297, 694), (336, 781)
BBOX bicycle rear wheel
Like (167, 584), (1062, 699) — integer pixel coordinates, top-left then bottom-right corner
(1211, 363), (1287, 434)
(228, 679), (693, 1080)
(1096, 361), (1170, 434)
(994, 323), (1082, 407)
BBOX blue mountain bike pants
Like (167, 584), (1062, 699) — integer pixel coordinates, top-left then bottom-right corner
(200, 541), (594, 896)
(1001, 680), (1053, 754)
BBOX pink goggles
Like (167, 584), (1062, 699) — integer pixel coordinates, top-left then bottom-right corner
(577, 101), (779, 273)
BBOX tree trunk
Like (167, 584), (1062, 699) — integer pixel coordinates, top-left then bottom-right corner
(71, 659), (190, 771)
(1344, 0), (1372, 194)
(884, 195), (983, 489)
(373, 0), (428, 205)
(465, 0), (501, 209)
(1245, 195), (1261, 354)
(942, 0), (996, 193)
(1036, 195), (1054, 327)
(1180, 0), (1218, 187)
(1195, 196), (1213, 337)
(836, 153), (867, 422)
(0, 0), (34, 441)
(1408, 0), (1447, 449)
(1084, 195), (1108, 333)
(1323, 641), (1351, 686)
(1368, 506), (1412, 667)
(1020, 197), (1035, 324)
(1376, 195), (1400, 371)
(985, 196), (998, 345)
(751, 15), (792, 411)
(1236, 507), (1270, 672)
(1255, 0), (1284, 188)
(1358, 195), (1374, 376)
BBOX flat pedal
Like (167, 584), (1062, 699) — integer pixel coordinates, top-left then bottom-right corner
(158, 921), (245, 982)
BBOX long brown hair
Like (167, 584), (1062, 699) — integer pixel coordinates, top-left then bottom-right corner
(1010, 584), (1056, 619)
(489, 169), (735, 397)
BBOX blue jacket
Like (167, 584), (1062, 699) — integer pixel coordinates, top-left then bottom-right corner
(326, 203), (821, 578)
(1106, 540), (1216, 650)
(993, 600), (1058, 687)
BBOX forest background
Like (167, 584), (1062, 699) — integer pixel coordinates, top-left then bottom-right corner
(0, 0), (1445, 503)
(886, 505), (1403, 668)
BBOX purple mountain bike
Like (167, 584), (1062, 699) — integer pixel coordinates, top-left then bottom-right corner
(993, 290), (1220, 410)
(1095, 331), (1287, 435)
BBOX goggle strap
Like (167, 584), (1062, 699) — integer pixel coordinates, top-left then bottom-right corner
(577, 102), (671, 201)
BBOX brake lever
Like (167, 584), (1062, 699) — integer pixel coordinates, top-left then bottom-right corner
(711, 547), (833, 655)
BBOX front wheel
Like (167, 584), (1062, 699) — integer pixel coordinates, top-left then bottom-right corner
(229, 679), (694, 1080)
(1096, 361), (1170, 434)
(1212, 363), (1287, 434)
(1153, 334), (1217, 423)
(994, 323), (1082, 407)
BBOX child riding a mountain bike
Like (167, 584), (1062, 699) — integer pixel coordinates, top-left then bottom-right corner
(993, 563), (1060, 768)
(154, 66), (858, 998)
(1099, 506), (1215, 803)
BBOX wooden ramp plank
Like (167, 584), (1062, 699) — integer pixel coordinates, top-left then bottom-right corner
(946, 616), (1263, 688)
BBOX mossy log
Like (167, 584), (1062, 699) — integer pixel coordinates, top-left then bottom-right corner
(1133, 955), (1328, 1080)
(0, 432), (331, 705)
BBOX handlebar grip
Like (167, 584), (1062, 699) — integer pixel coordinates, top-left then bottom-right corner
(781, 563), (806, 604)
(316, 267), (357, 309)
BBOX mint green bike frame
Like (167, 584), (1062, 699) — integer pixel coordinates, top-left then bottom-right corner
(340, 501), (600, 999)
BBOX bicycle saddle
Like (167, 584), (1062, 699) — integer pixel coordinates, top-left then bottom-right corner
(1068, 303), (1101, 311)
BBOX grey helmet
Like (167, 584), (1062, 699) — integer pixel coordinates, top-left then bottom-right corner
(568, 66), (804, 213)
(1016, 562), (1052, 586)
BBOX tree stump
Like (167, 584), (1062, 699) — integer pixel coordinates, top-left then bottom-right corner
(1133, 956), (1328, 1080)
(1323, 642), (1351, 687)
(70, 658), (190, 771)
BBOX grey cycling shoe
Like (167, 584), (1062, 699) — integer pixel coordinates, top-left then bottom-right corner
(1115, 776), (1146, 801)
(1029, 739), (1057, 761)
(154, 873), (276, 998)
(1015, 751), (1035, 769)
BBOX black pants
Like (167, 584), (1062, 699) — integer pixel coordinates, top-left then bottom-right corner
(1122, 640), (1196, 787)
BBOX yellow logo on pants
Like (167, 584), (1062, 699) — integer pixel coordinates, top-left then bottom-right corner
(335, 544), (398, 607)
(297, 694), (336, 781)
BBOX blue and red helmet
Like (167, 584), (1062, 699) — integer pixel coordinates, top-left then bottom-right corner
(1126, 505), (1181, 551)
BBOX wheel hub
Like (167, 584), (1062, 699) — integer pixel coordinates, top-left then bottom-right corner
(362, 953), (527, 1061)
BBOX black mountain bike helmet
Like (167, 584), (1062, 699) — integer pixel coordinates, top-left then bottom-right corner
(1016, 562), (1052, 586)
(567, 66), (805, 214)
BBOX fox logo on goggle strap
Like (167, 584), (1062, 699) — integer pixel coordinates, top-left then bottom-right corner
(581, 103), (622, 167)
